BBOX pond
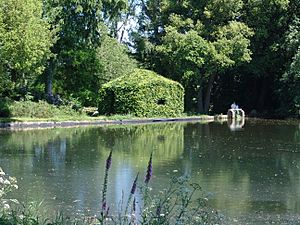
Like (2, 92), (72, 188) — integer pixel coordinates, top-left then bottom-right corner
(0, 120), (300, 224)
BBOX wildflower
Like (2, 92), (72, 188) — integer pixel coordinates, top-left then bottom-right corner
(3, 203), (10, 210)
(131, 173), (139, 194)
(106, 150), (112, 170)
(0, 170), (5, 176)
(102, 201), (106, 211)
(125, 173), (139, 216)
(156, 205), (161, 216)
(3, 179), (11, 185)
(133, 197), (136, 213)
(102, 151), (113, 213)
(145, 153), (153, 184)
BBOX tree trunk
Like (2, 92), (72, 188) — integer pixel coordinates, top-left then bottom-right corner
(204, 74), (216, 114)
(197, 86), (204, 114)
(119, 0), (135, 43)
(45, 59), (54, 100)
(257, 77), (268, 112)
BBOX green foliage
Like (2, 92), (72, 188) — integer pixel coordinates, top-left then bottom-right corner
(278, 17), (300, 116)
(42, 0), (136, 107)
(99, 69), (184, 117)
(0, 0), (53, 89)
(55, 35), (137, 106)
(97, 35), (138, 85)
(132, 0), (253, 114)
(43, 0), (105, 106)
(204, 0), (244, 24)
(0, 98), (10, 117)
(1, 100), (83, 118)
(56, 47), (103, 106)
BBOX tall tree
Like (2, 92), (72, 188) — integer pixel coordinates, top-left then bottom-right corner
(239, 0), (291, 113)
(43, 0), (128, 105)
(43, 0), (104, 104)
(0, 0), (53, 97)
(132, 0), (253, 114)
(279, 15), (300, 116)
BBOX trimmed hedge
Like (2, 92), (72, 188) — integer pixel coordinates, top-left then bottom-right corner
(98, 69), (184, 117)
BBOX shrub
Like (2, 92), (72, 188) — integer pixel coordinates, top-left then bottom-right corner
(98, 69), (184, 117)
(0, 98), (11, 117)
(1, 100), (83, 118)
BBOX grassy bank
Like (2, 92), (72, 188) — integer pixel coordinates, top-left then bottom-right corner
(0, 100), (215, 124)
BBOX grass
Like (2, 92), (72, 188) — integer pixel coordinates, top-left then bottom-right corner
(0, 99), (215, 124)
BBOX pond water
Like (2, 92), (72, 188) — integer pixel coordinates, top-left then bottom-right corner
(0, 120), (300, 224)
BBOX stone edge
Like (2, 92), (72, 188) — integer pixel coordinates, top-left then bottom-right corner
(0, 116), (219, 130)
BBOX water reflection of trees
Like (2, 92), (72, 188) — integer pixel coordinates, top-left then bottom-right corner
(1, 121), (300, 219)
(0, 123), (185, 215)
(179, 122), (300, 218)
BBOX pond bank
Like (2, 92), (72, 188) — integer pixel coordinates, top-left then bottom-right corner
(0, 115), (222, 130)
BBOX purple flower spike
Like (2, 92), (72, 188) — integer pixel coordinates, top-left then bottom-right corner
(145, 153), (153, 184)
(156, 205), (161, 216)
(106, 150), (112, 170)
(102, 201), (106, 211)
(131, 173), (139, 194)
(133, 197), (136, 213)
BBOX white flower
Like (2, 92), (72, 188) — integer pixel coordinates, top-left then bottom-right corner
(10, 199), (19, 204)
(3, 203), (10, 210)
(3, 180), (11, 185)
(9, 177), (17, 183)
(0, 168), (5, 176)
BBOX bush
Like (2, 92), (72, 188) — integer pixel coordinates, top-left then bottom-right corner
(98, 69), (184, 117)
(0, 98), (11, 117)
(0, 100), (83, 118)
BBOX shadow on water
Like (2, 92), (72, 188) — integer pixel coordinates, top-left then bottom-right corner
(0, 120), (300, 224)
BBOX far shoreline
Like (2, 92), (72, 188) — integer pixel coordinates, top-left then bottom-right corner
(0, 115), (223, 130)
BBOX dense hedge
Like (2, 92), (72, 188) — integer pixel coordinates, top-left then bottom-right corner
(0, 99), (82, 118)
(98, 69), (184, 117)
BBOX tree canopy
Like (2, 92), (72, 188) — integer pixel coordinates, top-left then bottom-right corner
(0, 0), (300, 118)
(0, 0), (53, 97)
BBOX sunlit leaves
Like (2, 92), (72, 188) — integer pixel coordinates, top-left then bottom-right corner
(204, 0), (244, 24)
(97, 35), (137, 85)
(212, 21), (254, 68)
(0, 0), (53, 84)
(279, 16), (300, 114)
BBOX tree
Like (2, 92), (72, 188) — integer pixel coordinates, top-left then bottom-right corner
(42, 0), (104, 103)
(279, 16), (300, 116)
(97, 35), (137, 85)
(43, 0), (130, 105)
(238, 0), (291, 113)
(0, 0), (53, 97)
(132, 0), (253, 114)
